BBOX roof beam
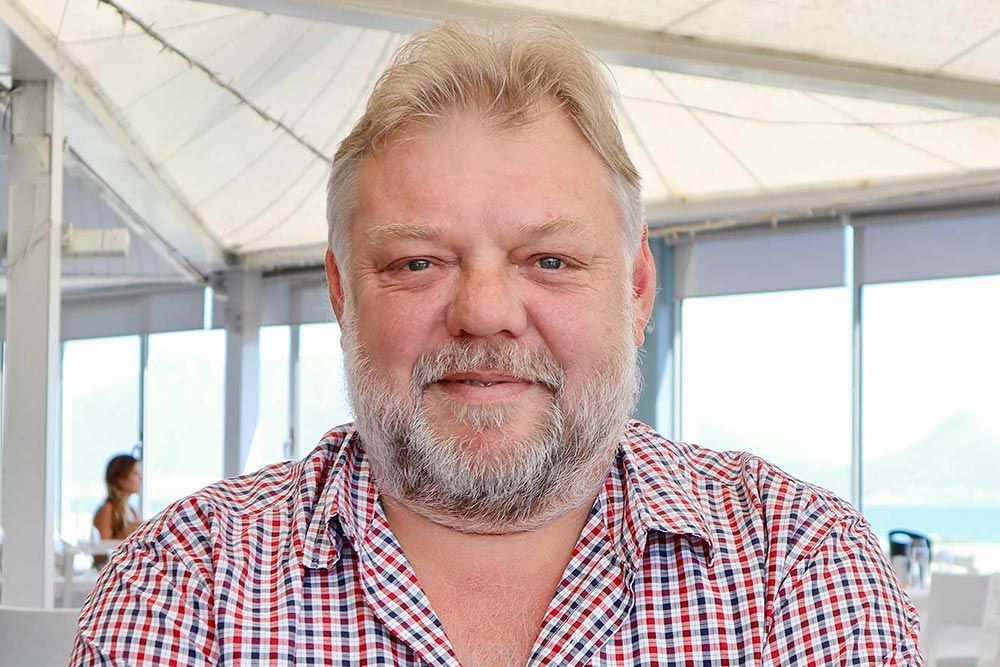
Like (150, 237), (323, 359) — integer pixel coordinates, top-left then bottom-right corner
(645, 169), (1000, 238)
(0, 0), (227, 275)
(242, 242), (328, 272)
(192, 0), (1000, 117)
(64, 149), (205, 284)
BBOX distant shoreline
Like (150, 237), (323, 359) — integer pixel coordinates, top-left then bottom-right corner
(863, 504), (1000, 543)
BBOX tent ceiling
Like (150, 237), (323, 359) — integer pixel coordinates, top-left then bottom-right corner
(503, 0), (1000, 83)
(0, 148), (198, 297)
(3, 0), (1000, 274)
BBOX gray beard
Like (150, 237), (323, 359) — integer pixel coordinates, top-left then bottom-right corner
(341, 318), (641, 534)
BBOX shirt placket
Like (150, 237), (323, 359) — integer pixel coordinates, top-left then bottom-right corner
(356, 509), (461, 667)
(526, 506), (636, 667)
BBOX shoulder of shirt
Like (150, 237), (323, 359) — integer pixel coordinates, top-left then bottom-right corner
(124, 424), (354, 557)
(627, 420), (867, 559)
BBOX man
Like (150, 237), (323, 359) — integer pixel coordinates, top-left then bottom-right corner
(72, 19), (922, 666)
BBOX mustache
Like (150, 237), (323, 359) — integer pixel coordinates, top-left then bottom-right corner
(411, 340), (566, 393)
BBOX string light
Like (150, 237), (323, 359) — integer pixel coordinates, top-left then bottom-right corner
(96, 0), (331, 163)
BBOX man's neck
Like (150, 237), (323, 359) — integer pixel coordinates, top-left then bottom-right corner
(382, 495), (596, 589)
(381, 494), (598, 666)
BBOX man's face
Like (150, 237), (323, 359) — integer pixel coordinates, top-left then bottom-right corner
(326, 109), (655, 532)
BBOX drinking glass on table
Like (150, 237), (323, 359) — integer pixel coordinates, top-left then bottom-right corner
(910, 540), (931, 590)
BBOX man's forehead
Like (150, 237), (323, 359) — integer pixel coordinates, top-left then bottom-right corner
(349, 108), (618, 248)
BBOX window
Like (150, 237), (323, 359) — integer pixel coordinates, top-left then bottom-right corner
(244, 325), (291, 473)
(144, 329), (225, 517)
(297, 322), (353, 454)
(680, 288), (852, 500)
(862, 275), (1000, 570)
(60, 336), (141, 544)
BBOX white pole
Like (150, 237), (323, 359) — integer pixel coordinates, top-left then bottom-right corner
(1, 81), (64, 608)
(223, 269), (261, 478)
(844, 215), (864, 510)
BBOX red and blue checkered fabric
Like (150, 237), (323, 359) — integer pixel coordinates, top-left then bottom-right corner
(71, 421), (922, 665)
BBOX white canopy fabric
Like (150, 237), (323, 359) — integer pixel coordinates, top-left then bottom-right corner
(9, 0), (1000, 271)
(503, 0), (1000, 82)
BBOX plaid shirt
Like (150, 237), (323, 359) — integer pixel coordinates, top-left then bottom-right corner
(72, 421), (922, 665)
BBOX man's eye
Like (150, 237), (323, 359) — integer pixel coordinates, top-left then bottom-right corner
(537, 256), (563, 270)
(405, 259), (432, 271)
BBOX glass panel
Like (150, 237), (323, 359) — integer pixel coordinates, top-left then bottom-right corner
(61, 336), (141, 544)
(244, 325), (291, 474)
(863, 275), (1000, 572)
(681, 288), (852, 500)
(145, 329), (225, 517)
(297, 322), (353, 455)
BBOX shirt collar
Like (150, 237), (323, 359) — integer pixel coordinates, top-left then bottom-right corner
(608, 421), (717, 569)
(302, 421), (717, 570)
(301, 427), (378, 569)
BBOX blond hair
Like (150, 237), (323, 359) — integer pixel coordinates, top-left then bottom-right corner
(326, 18), (643, 269)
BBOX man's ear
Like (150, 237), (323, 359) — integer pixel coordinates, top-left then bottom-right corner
(325, 248), (346, 321)
(631, 226), (657, 347)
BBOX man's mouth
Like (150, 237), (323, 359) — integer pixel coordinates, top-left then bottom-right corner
(437, 372), (529, 387)
(426, 372), (539, 402)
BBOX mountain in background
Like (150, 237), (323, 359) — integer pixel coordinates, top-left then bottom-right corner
(864, 409), (1000, 505)
(789, 409), (1000, 505)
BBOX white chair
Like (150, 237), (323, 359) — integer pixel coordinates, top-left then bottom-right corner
(923, 572), (995, 667)
(0, 605), (80, 667)
(54, 540), (120, 608)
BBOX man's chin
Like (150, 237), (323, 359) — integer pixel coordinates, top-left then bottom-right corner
(425, 397), (551, 440)
(420, 410), (553, 468)
(426, 419), (525, 453)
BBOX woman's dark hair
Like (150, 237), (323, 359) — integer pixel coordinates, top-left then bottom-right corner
(104, 454), (139, 538)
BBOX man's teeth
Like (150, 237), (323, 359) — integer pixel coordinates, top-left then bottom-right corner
(459, 379), (498, 387)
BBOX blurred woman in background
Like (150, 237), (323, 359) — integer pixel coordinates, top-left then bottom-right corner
(92, 454), (142, 568)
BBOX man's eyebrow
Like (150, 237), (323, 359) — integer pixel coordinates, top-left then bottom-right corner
(366, 218), (594, 243)
(366, 223), (439, 244)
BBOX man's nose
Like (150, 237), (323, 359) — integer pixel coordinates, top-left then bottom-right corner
(445, 265), (528, 338)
